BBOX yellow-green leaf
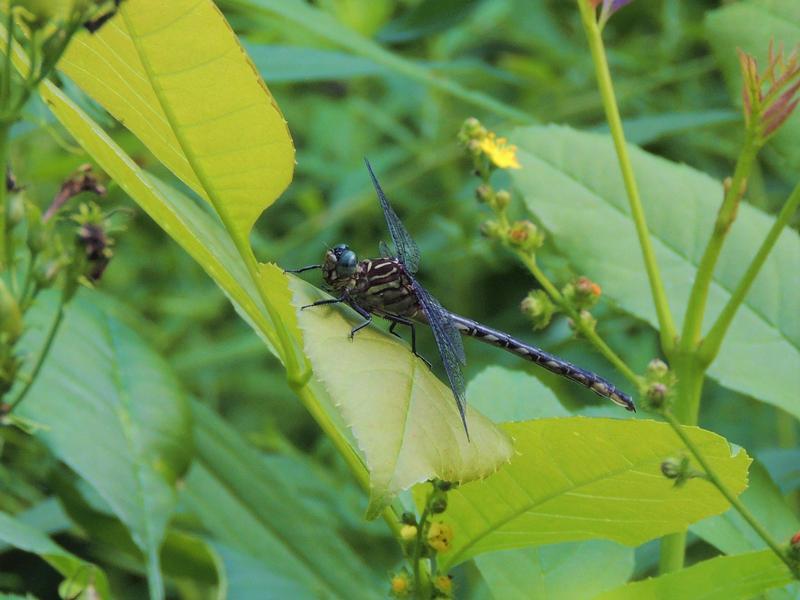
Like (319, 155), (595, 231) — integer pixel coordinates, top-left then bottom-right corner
(60, 0), (295, 242)
(289, 278), (514, 517)
(437, 418), (750, 569)
(597, 549), (794, 600)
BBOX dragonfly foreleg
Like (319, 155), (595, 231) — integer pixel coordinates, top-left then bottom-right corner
(385, 315), (432, 369)
(284, 264), (322, 274)
(348, 302), (373, 340)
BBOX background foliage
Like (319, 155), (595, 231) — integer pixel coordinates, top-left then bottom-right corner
(0, 0), (798, 598)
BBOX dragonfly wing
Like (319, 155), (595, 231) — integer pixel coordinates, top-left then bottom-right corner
(365, 158), (421, 273)
(411, 280), (469, 436)
(379, 240), (393, 258)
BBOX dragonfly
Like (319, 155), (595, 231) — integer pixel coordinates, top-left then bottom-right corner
(286, 159), (636, 437)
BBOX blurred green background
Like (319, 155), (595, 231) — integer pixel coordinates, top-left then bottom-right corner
(2, 0), (798, 596)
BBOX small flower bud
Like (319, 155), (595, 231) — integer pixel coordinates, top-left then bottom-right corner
(660, 455), (701, 488)
(508, 220), (544, 251)
(480, 219), (502, 240)
(646, 382), (668, 408)
(494, 189), (511, 210)
(475, 184), (494, 204)
(401, 512), (417, 526)
(458, 117), (487, 144)
(399, 524), (417, 541)
(563, 276), (602, 310)
(520, 290), (555, 331)
(427, 521), (454, 553)
(430, 495), (448, 514)
(647, 359), (669, 378)
(6, 193), (26, 229)
(433, 574), (453, 596)
(389, 570), (412, 597)
(0, 279), (22, 344)
(661, 457), (683, 479)
(571, 309), (596, 333)
(466, 139), (482, 157)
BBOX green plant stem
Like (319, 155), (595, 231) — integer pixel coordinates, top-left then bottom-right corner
(577, 0), (676, 354)
(412, 502), (433, 599)
(658, 351), (705, 573)
(6, 295), (66, 414)
(680, 135), (759, 351)
(517, 252), (641, 389)
(699, 182), (800, 364)
(0, 120), (7, 269)
(663, 410), (799, 578)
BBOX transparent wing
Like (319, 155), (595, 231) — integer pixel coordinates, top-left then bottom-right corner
(379, 240), (393, 258)
(411, 280), (469, 436)
(365, 158), (421, 273)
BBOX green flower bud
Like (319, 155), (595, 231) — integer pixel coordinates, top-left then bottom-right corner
(480, 219), (502, 240)
(647, 358), (669, 378)
(0, 279), (22, 343)
(507, 220), (545, 251)
(494, 189), (511, 210)
(6, 193), (25, 229)
(475, 184), (494, 204)
(520, 290), (555, 331)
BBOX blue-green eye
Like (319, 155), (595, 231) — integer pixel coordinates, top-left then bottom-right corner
(336, 249), (357, 276)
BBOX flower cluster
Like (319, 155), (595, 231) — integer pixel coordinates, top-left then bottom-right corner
(391, 480), (456, 598)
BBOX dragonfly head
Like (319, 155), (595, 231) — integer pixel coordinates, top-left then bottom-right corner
(323, 244), (358, 287)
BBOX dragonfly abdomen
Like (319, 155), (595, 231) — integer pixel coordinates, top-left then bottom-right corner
(448, 313), (636, 412)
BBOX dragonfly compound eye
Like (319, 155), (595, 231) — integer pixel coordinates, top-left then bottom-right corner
(336, 249), (358, 276)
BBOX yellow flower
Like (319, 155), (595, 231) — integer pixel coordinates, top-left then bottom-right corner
(427, 521), (454, 553)
(478, 133), (521, 169)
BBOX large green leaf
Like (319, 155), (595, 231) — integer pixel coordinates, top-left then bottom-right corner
(511, 125), (800, 419)
(597, 549), (795, 600)
(16, 294), (192, 599)
(437, 417), (750, 569)
(467, 366), (569, 422)
(182, 401), (383, 599)
(705, 0), (800, 173)
(290, 279), (514, 517)
(0, 511), (110, 599)
(59, 0), (295, 243)
(475, 540), (634, 600)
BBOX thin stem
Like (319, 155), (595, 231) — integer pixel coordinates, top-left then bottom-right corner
(658, 351), (704, 573)
(6, 295), (66, 414)
(680, 136), (760, 351)
(699, 182), (800, 364)
(663, 410), (799, 578)
(517, 252), (642, 389)
(412, 501), (432, 598)
(0, 120), (8, 269)
(577, 0), (677, 353)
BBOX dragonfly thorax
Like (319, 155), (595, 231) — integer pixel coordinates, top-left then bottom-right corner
(322, 244), (358, 290)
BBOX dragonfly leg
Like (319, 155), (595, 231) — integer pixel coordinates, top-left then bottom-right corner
(284, 264), (322, 274)
(348, 302), (373, 340)
(300, 296), (344, 310)
(385, 315), (432, 369)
